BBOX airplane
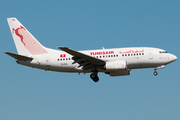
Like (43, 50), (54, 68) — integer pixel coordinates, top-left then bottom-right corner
(5, 18), (177, 82)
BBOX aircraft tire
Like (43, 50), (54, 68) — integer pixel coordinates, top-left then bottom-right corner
(90, 73), (96, 79)
(90, 73), (99, 82)
(93, 76), (99, 82)
(153, 71), (158, 76)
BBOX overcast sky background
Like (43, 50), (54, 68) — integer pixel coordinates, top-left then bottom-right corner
(0, 0), (179, 120)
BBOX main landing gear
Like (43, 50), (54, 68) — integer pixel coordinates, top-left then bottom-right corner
(90, 71), (99, 82)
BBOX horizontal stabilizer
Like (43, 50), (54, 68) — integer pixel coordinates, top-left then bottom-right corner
(4, 52), (33, 60)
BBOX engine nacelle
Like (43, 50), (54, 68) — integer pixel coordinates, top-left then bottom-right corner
(105, 69), (131, 76)
(105, 60), (127, 71)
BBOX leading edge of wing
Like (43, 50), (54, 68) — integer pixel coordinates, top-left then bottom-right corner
(58, 47), (105, 65)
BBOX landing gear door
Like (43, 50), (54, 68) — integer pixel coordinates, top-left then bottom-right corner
(148, 49), (153, 59)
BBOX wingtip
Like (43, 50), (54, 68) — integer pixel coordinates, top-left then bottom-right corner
(57, 46), (68, 49)
(4, 51), (9, 54)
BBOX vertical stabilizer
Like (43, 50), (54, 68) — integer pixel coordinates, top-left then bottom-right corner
(7, 18), (48, 56)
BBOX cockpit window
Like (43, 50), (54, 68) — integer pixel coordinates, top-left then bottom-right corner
(159, 51), (168, 54)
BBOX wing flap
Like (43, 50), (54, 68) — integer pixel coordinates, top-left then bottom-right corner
(5, 52), (33, 60)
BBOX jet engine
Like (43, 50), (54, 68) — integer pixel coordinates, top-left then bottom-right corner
(105, 60), (127, 71)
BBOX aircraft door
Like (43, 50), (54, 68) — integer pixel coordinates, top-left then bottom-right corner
(148, 49), (153, 59)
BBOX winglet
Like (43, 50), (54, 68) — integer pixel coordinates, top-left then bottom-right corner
(4, 52), (33, 60)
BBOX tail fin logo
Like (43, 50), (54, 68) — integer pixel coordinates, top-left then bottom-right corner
(12, 26), (26, 45)
(12, 26), (48, 55)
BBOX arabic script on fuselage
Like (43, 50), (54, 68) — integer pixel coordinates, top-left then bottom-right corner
(119, 49), (144, 54)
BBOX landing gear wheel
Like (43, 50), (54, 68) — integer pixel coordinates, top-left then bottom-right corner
(90, 73), (96, 79)
(93, 76), (99, 82)
(153, 71), (158, 76)
(90, 72), (99, 82)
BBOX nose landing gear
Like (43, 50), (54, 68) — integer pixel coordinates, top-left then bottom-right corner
(153, 70), (158, 76)
(153, 65), (165, 76)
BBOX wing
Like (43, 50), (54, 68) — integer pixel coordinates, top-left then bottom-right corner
(58, 47), (105, 70)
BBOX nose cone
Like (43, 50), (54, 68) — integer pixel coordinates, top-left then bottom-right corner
(170, 54), (177, 62)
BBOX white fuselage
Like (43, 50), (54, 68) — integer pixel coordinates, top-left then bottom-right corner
(17, 47), (177, 73)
